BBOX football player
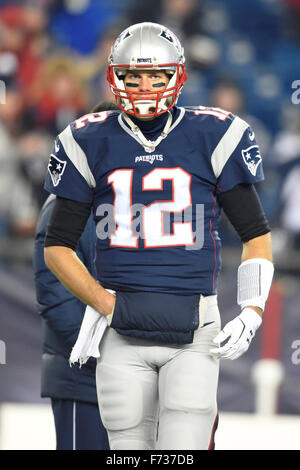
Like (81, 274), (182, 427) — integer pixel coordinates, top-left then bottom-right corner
(34, 102), (118, 450)
(43, 22), (274, 450)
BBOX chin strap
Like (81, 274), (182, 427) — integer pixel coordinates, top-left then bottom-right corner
(122, 111), (173, 153)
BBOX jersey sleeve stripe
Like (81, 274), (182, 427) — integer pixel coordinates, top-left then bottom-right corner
(211, 116), (249, 179)
(58, 125), (96, 188)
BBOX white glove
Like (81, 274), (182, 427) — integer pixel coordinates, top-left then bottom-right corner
(210, 307), (262, 360)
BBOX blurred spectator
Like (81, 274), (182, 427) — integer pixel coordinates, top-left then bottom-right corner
(210, 77), (271, 155)
(17, 5), (50, 93)
(0, 120), (18, 236)
(75, 24), (124, 108)
(271, 105), (300, 165)
(0, 87), (29, 234)
(48, 0), (118, 56)
(270, 105), (300, 249)
(17, 130), (52, 209)
(25, 56), (89, 134)
(0, 128), (39, 237)
(280, 164), (300, 249)
(129, 0), (202, 38)
(209, 77), (273, 246)
(0, 4), (49, 92)
(0, 4), (26, 88)
(0, 86), (24, 135)
(0, 86), (50, 237)
(128, 0), (220, 69)
(283, 0), (300, 42)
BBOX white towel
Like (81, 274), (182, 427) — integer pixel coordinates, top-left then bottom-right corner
(69, 305), (108, 366)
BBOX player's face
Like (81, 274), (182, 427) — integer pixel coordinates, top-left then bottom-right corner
(124, 70), (170, 100)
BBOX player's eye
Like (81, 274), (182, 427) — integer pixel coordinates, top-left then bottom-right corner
(127, 74), (140, 80)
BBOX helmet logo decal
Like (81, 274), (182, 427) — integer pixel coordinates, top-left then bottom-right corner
(114, 29), (132, 49)
(123, 30), (132, 40)
(160, 29), (174, 43)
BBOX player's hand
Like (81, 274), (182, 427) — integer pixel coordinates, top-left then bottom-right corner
(209, 308), (262, 360)
(105, 303), (115, 326)
(96, 288), (116, 323)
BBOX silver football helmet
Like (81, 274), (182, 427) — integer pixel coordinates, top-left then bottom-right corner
(107, 22), (187, 118)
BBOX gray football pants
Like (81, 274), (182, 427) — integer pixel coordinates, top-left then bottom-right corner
(96, 295), (221, 450)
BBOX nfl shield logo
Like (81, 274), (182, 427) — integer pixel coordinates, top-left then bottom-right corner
(48, 154), (67, 187)
(241, 145), (262, 176)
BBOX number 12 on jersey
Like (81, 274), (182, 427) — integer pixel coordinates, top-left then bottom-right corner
(108, 167), (195, 248)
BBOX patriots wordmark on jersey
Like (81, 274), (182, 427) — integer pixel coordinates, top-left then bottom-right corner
(45, 105), (264, 295)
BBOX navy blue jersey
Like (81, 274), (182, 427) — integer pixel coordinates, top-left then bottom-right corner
(44, 106), (264, 295)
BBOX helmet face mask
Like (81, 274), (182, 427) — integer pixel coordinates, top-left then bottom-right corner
(107, 23), (187, 119)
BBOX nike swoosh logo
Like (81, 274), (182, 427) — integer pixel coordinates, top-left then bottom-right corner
(55, 140), (60, 153)
(201, 321), (215, 328)
(249, 131), (255, 141)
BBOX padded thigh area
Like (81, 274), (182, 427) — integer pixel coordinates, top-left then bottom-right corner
(160, 351), (219, 413)
(96, 363), (144, 431)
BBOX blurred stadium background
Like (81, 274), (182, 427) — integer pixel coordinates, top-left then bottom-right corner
(0, 0), (300, 450)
